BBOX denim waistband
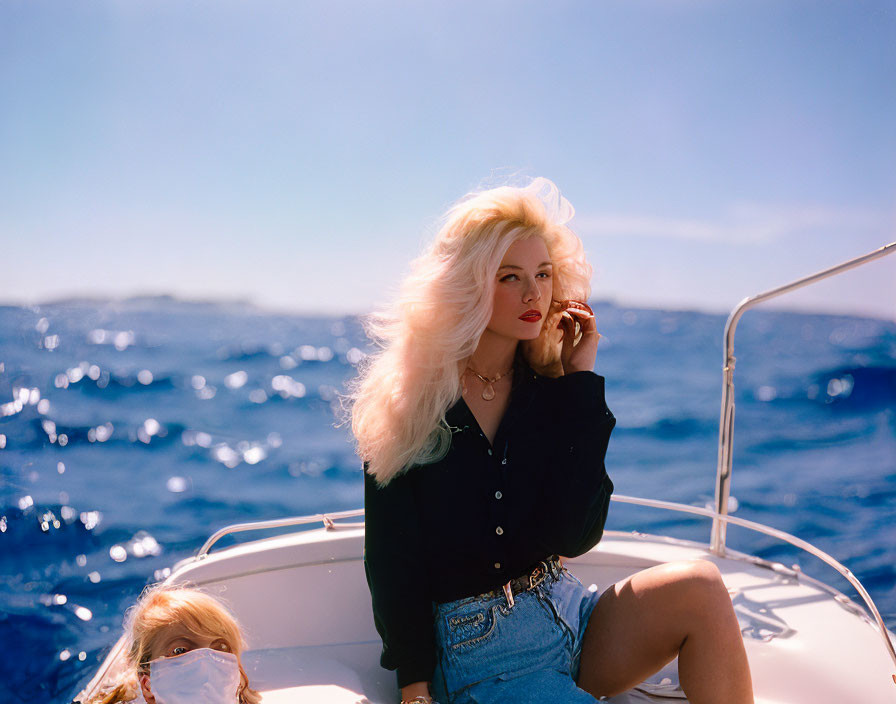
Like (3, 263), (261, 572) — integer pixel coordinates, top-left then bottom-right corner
(437, 556), (565, 611)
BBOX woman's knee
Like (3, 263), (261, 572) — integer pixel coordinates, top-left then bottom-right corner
(662, 559), (723, 587)
(681, 558), (724, 586)
(656, 560), (729, 613)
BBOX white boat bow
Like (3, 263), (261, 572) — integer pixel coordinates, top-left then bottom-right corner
(75, 506), (896, 703)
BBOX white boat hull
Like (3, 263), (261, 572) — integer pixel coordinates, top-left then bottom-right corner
(77, 523), (896, 703)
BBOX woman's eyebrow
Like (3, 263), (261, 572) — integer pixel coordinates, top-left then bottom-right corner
(498, 261), (553, 270)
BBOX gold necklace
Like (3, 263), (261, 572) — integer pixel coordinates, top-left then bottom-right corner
(465, 365), (513, 401)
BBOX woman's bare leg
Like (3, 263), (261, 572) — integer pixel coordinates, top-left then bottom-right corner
(577, 559), (753, 704)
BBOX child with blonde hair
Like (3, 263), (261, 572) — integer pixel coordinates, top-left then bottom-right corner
(88, 584), (260, 704)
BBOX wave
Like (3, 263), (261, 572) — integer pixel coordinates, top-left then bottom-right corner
(809, 364), (896, 410)
(61, 373), (176, 395)
(743, 423), (875, 453)
(745, 364), (896, 414)
(22, 418), (187, 449)
(0, 505), (104, 576)
(617, 415), (716, 439)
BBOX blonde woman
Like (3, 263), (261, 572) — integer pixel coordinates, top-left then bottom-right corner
(87, 584), (260, 704)
(350, 177), (753, 704)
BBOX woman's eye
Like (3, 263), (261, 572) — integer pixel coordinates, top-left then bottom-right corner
(215, 641), (231, 652)
(500, 272), (551, 282)
(171, 646), (189, 656)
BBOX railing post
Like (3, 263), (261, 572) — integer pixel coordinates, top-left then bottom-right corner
(710, 241), (895, 556)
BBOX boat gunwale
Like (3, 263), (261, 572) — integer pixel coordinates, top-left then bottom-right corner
(76, 503), (896, 703)
(192, 492), (896, 673)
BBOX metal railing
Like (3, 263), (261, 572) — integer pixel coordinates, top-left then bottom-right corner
(197, 507), (366, 557)
(610, 494), (896, 672)
(711, 241), (896, 555)
(191, 493), (896, 673)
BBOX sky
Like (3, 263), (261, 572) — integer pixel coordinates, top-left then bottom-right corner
(1, 0), (895, 320)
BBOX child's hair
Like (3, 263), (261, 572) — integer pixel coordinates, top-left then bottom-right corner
(89, 584), (261, 704)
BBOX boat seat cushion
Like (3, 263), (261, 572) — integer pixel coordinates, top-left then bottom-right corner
(116, 682), (369, 704)
(120, 645), (685, 703)
(260, 684), (370, 703)
(243, 644), (390, 702)
(242, 645), (687, 703)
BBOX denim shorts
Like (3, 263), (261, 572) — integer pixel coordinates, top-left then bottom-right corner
(430, 568), (601, 704)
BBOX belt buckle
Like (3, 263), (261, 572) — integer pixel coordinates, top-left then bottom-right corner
(543, 556), (562, 580)
(528, 563), (547, 590)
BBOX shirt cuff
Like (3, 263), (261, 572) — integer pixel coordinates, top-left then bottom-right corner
(554, 371), (610, 416)
(396, 658), (436, 689)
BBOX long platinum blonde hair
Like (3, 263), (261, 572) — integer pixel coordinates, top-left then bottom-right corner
(347, 177), (592, 486)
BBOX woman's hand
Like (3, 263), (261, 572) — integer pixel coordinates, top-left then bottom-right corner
(558, 306), (600, 375)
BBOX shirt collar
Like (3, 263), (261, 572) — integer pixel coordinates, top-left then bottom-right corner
(445, 353), (542, 436)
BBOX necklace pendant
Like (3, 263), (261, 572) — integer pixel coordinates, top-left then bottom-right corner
(481, 383), (496, 401)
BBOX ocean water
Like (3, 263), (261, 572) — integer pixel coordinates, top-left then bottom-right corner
(0, 297), (894, 703)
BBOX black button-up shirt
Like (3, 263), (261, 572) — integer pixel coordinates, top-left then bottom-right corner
(363, 361), (616, 688)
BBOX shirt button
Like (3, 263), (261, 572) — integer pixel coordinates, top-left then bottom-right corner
(494, 562), (501, 569)
(501, 458), (507, 465)
(495, 526), (504, 535)
(487, 448), (493, 456)
(494, 491), (503, 500)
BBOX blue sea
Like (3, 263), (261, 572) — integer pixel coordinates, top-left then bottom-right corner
(1, 297), (894, 703)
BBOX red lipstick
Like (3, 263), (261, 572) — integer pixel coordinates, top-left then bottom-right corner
(519, 310), (542, 322)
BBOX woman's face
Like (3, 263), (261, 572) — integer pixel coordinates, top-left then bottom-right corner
(486, 237), (553, 343)
(138, 624), (238, 703)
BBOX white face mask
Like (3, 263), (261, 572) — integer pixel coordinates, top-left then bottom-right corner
(148, 648), (241, 704)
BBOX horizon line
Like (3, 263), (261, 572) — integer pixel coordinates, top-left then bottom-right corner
(1, 292), (892, 324)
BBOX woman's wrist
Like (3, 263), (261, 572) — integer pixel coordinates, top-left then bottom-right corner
(561, 365), (595, 375)
(400, 681), (432, 703)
